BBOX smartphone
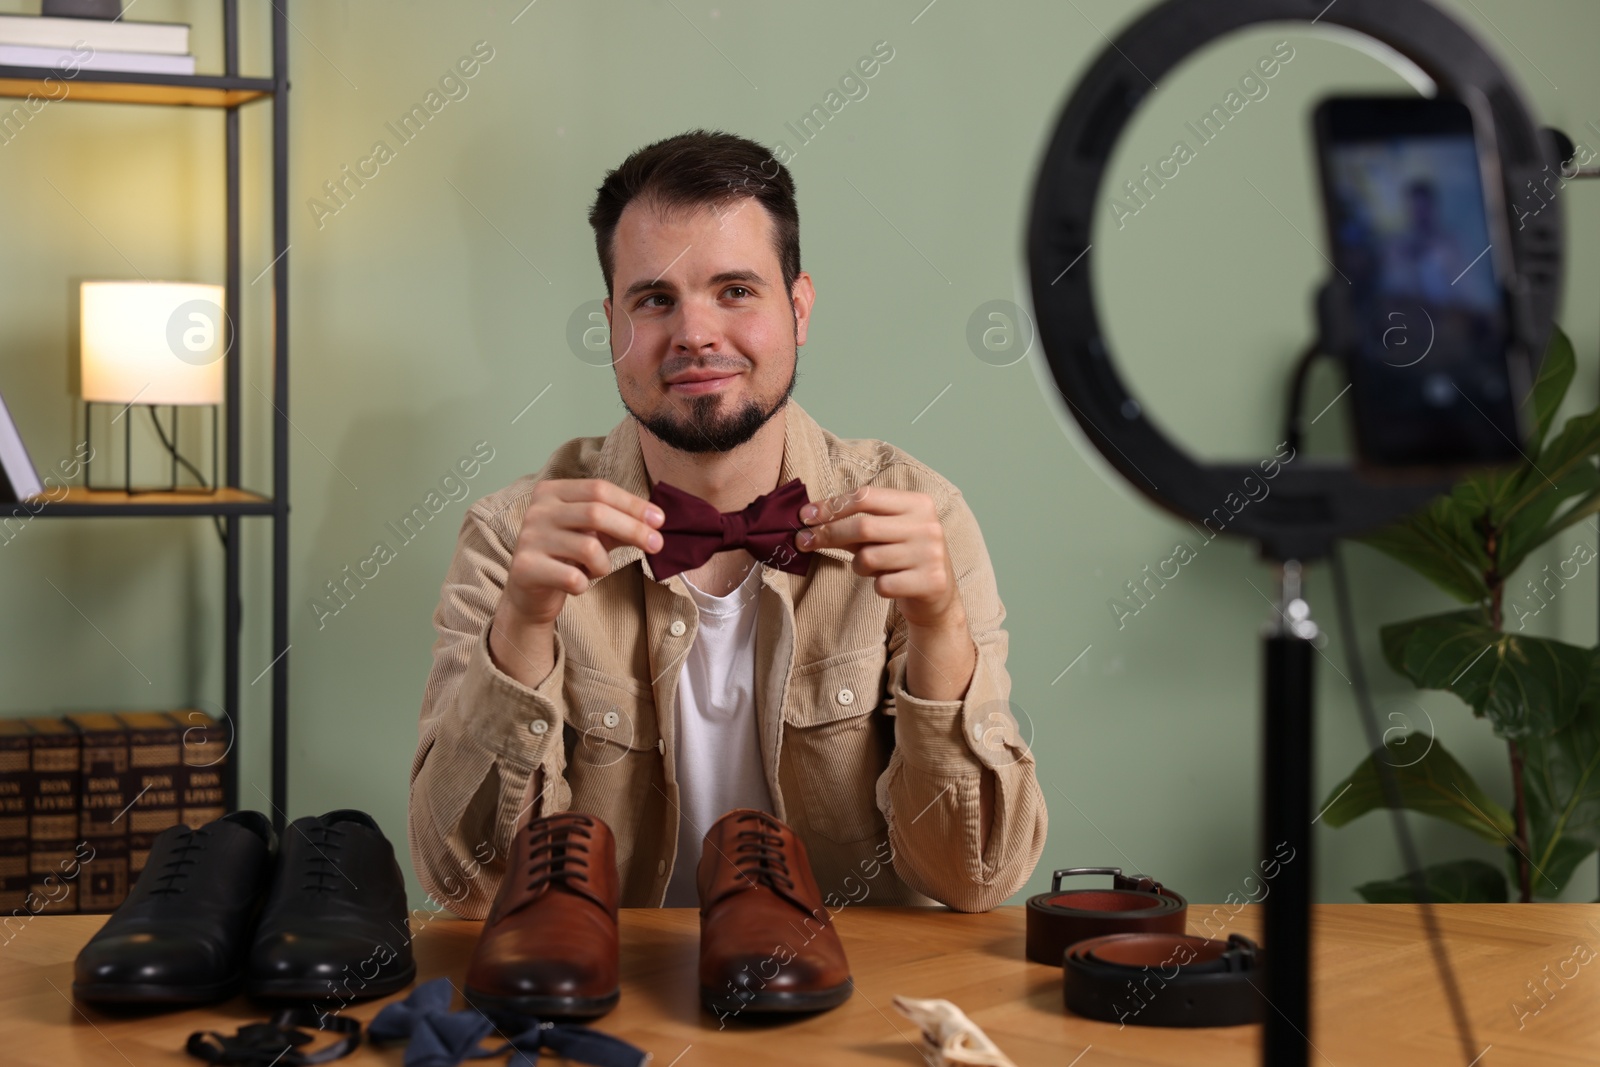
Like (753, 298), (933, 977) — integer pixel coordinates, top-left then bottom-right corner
(1312, 95), (1528, 469)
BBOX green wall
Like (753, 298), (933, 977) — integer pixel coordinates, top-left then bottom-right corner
(2, 0), (1597, 908)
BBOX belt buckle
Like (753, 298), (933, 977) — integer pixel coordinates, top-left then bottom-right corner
(1050, 866), (1164, 896)
(1220, 933), (1259, 972)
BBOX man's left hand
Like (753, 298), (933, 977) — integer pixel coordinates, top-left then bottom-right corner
(796, 486), (965, 632)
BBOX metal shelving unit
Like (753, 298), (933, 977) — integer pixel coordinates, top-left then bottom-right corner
(0, 1), (291, 832)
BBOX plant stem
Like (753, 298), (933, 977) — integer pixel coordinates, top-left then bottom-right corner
(1486, 526), (1502, 630)
(1486, 520), (1534, 903)
(1508, 739), (1534, 902)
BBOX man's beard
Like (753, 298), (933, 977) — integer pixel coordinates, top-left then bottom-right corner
(625, 360), (797, 454)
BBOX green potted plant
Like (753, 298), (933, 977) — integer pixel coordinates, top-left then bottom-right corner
(1320, 326), (1600, 903)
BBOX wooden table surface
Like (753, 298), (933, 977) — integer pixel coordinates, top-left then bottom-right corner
(2, 904), (1597, 1066)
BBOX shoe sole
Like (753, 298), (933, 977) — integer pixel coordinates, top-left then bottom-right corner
(246, 963), (417, 1002)
(464, 984), (620, 1021)
(701, 978), (854, 1018)
(72, 976), (241, 1006)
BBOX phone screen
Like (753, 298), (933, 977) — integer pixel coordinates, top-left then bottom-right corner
(1314, 97), (1522, 468)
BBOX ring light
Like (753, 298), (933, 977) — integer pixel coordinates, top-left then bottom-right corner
(1027, 0), (1564, 562)
(1025, 3), (1565, 1063)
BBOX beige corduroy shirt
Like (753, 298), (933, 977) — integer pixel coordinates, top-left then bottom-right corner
(408, 400), (1047, 915)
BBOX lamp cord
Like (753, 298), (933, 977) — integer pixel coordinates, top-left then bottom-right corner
(145, 407), (226, 547)
(1328, 542), (1481, 1065)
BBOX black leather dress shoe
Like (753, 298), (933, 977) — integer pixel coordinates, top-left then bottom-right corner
(73, 811), (276, 1006)
(246, 809), (416, 1001)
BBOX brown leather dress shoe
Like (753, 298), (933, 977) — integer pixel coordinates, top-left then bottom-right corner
(464, 811), (620, 1019)
(697, 808), (853, 1017)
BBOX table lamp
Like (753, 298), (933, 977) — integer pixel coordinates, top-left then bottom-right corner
(80, 280), (225, 494)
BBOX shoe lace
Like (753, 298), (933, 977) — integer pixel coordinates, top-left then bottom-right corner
(526, 813), (596, 894)
(730, 812), (795, 893)
(300, 824), (348, 893)
(150, 827), (211, 896)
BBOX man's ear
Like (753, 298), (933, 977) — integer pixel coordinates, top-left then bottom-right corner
(603, 295), (611, 325)
(791, 272), (816, 347)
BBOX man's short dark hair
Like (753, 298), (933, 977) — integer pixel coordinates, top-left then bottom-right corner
(588, 128), (801, 300)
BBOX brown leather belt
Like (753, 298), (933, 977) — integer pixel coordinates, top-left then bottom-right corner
(1064, 932), (1264, 1027)
(1024, 867), (1188, 966)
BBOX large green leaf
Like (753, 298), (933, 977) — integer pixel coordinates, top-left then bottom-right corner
(1501, 405), (1600, 527)
(1433, 487), (1497, 574)
(1356, 859), (1509, 903)
(1449, 468), (1505, 518)
(1522, 690), (1600, 898)
(1525, 323), (1576, 456)
(1319, 734), (1514, 843)
(1361, 504), (1492, 605)
(1378, 610), (1460, 678)
(1380, 611), (1591, 738)
(1497, 464), (1600, 580)
(1527, 491), (1600, 553)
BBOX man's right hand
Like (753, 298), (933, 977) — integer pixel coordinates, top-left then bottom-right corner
(489, 479), (664, 687)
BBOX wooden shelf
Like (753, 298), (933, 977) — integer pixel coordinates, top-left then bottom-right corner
(0, 68), (273, 108)
(2, 486), (274, 518)
(0, 1), (292, 832)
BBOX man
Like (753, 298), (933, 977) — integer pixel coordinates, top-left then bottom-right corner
(1380, 179), (1471, 307)
(409, 129), (1045, 915)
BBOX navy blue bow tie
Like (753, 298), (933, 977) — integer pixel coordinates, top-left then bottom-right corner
(368, 978), (646, 1067)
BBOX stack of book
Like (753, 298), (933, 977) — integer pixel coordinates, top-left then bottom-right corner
(0, 13), (195, 76)
(0, 710), (229, 916)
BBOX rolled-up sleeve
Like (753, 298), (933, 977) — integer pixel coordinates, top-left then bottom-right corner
(875, 486), (1047, 912)
(408, 502), (572, 919)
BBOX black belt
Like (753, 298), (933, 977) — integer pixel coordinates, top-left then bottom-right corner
(1025, 867), (1188, 966)
(1064, 932), (1264, 1027)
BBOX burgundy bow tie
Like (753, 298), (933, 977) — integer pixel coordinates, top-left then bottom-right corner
(645, 478), (813, 580)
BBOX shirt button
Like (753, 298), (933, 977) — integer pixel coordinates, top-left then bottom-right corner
(657, 860), (666, 876)
(836, 687), (855, 706)
(656, 739), (665, 755)
(602, 710), (620, 728)
(669, 620), (687, 637)
(529, 719), (549, 735)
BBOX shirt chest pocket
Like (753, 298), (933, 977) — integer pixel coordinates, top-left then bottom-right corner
(781, 646), (891, 845)
(562, 663), (662, 866)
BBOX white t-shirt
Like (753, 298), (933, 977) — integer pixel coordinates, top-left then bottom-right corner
(662, 563), (773, 907)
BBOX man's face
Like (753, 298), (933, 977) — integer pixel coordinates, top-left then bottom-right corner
(604, 196), (813, 454)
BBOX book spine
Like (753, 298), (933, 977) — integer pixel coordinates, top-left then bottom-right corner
(29, 733), (80, 914)
(0, 15), (190, 55)
(78, 728), (128, 913)
(128, 831), (159, 882)
(0, 45), (197, 76)
(176, 714), (227, 828)
(125, 725), (181, 846)
(0, 734), (29, 911)
(81, 833), (128, 911)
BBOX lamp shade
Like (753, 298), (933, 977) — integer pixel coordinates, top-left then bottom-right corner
(80, 281), (226, 406)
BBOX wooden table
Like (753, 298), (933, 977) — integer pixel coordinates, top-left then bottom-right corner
(3, 905), (1597, 1066)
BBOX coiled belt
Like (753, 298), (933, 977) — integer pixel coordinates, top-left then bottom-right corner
(1064, 932), (1264, 1027)
(1024, 867), (1188, 966)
